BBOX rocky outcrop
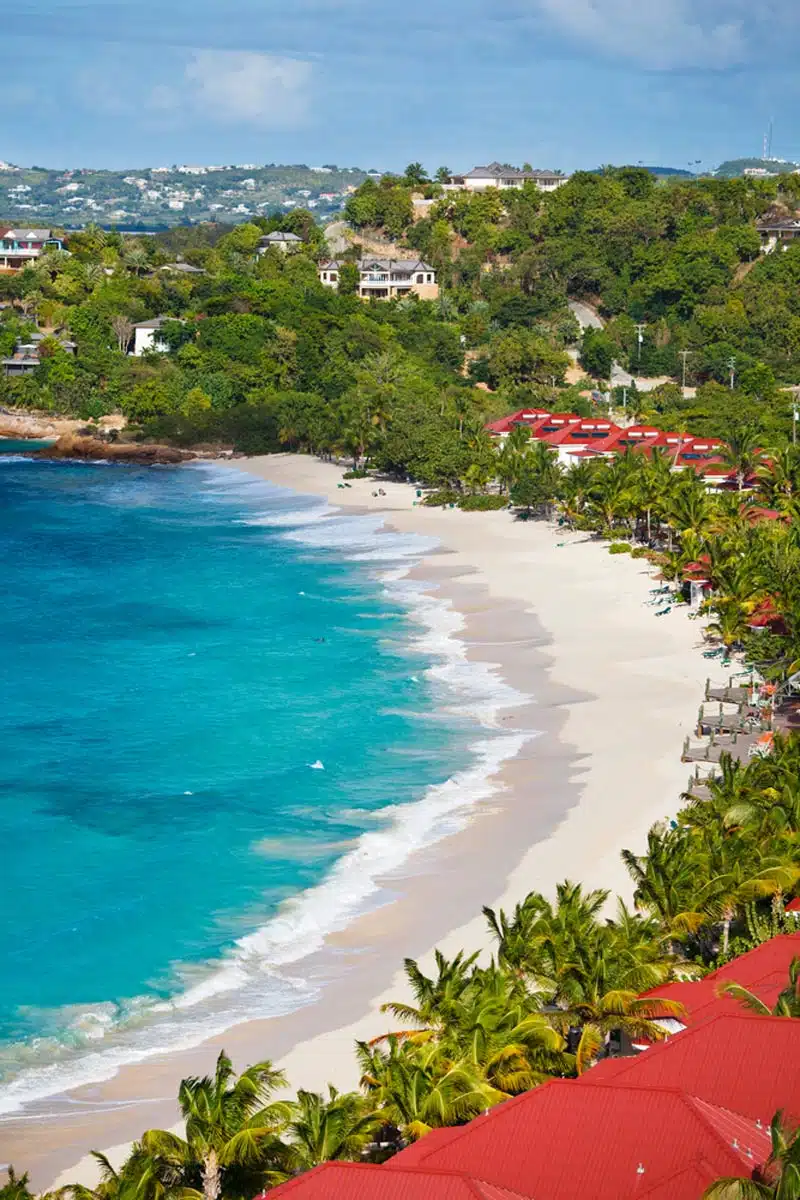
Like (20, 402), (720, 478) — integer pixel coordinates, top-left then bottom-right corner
(34, 435), (193, 464)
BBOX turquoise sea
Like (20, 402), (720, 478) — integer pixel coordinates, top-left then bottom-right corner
(0, 454), (525, 1114)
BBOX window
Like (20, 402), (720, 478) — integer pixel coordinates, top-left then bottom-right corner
(330, 273), (338, 282)
(426, 274), (433, 283)
(416, 274), (424, 284)
(322, 272), (327, 280)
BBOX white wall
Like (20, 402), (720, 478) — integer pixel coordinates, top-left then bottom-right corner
(132, 328), (166, 356)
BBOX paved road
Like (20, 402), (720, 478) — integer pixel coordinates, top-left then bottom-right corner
(568, 299), (604, 331)
(568, 298), (668, 393)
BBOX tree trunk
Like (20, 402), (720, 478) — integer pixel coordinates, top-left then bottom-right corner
(721, 910), (732, 956)
(203, 1151), (221, 1200)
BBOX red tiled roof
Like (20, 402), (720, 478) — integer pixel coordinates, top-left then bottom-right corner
(644, 933), (800, 1024)
(578, 1014), (800, 1125)
(386, 1081), (771, 1200)
(267, 1163), (533, 1199)
(786, 898), (800, 913)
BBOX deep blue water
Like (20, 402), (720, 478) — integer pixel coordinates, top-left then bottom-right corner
(0, 458), (506, 1110)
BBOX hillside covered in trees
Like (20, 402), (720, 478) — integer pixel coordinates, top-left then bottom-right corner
(4, 167), (800, 463)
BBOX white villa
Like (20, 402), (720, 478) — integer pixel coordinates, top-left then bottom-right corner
(319, 258), (438, 300)
(446, 163), (569, 193)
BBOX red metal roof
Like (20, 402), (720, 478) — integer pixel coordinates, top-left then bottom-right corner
(578, 1013), (800, 1124)
(267, 1164), (533, 1199)
(635, 1160), (721, 1200)
(386, 1081), (771, 1200)
(644, 933), (800, 1024)
(484, 409), (551, 435)
(384, 1128), (464, 1165)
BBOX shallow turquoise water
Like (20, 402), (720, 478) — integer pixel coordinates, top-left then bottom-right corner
(0, 458), (500, 1108)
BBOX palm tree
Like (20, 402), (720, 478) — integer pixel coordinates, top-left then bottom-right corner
(379, 950), (479, 1037)
(60, 1153), (122, 1200)
(284, 1086), (383, 1170)
(722, 423), (765, 493)
(125, 1051), (293, 1200)
(704, 1110), (800, 1198)
(622, 825), (707, 938)
(756, 446), (800, 514)
(719, 957), (800, 1017)
(356, 1037), (504, 1141)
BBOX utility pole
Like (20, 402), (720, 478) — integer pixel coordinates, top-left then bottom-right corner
(679, 350), (691, 390)
(728, 356), (736, 391)
(794, 405), (798, 446)
(622, 386), (628, 420)
(635, 323), (646, 365)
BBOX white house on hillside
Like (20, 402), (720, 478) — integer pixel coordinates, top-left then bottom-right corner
(319, 258), (438, 300)
(447, 164), (569, 193)
(131, 317), (172, 356)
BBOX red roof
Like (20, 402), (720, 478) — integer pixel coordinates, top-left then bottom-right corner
(644, 933), (800, 1025)
(747, 597), (784, 630)
(786, 898), (800, 913)
(386, 1081), (771, 1200)
(578, 1014), (800, 1125)
(742, 506), (788, 524)
(636, 1160), (722, 1200)
(384, 1128), (464, 1165)
(484, 409), (551, 435)
(268, 1164), (532, 1200)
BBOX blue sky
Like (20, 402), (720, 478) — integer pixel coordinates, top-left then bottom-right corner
(3, 0), (800, 171)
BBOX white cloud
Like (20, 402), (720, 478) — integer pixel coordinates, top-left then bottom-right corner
(532, 0), (746, 68)
(148, 50), (312, 125)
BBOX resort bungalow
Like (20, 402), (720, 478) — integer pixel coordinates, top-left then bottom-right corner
(0, 228), (64, 272)
(484, 408), (552, 438)
(318, 258), (438, 300)
(263, 935), (800, 1200)
(446, 164), (570, 193)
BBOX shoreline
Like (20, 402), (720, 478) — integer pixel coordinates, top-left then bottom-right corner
(1, 454), (710, 1188)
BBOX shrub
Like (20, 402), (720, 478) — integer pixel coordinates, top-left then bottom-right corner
(423, 489), (460, 507)
(459, 494), (508, 511)
(608, 542), (632, 554)
(343, 468), (369, 479)
(630, 546), (651, 559)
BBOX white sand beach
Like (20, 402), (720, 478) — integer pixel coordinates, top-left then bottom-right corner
(2, 453), (714, 1188)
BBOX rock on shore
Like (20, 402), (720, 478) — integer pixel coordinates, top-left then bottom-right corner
(34, 435), (193, 464)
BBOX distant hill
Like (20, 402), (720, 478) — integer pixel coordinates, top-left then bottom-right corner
(715, 157), (800, 179)
(644, 166), (696, 178)
(0, 163), (368, 229)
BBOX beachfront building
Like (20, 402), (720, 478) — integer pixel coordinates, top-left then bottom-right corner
(262, 934), (800, 1200)
(0, 228), (64, 272)
(446, 164), (570, 193)
(257, 231), (303, 254)
(318, 258), (438, 300)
